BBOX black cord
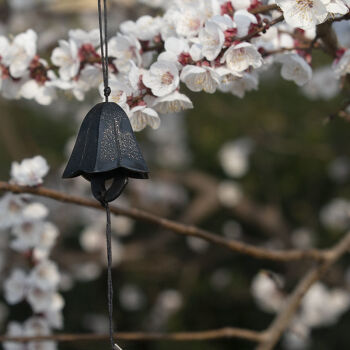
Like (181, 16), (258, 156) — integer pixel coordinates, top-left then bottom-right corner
(98, 0), (111, 102)
(104, 202), (116, 350)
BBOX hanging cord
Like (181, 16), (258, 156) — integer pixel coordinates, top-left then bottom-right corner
(104, 202), (120, 350)
(104, 203), (114, 349)
(98, 0), (111, 102)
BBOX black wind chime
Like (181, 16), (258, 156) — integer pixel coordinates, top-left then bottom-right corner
(62, 0), (149, 349)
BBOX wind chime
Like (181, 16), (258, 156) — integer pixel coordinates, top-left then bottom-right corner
(62, 0), (149, 349)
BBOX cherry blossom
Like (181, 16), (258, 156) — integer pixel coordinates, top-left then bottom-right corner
(180, 65), (220, 93)
(143, 61), (179, 97)
(4, 269), (28, 305)
(278, 53), (312, 86)
(333, 48), (350, 77)
(199, 20), (225, 61)
(10, 155), (49, 187)
(221, 42), (263, 73)
(129, 105), (161, 131)
(51, 39), (80, 81)
(276, 0), (329, 29)
(4, 29), (37, 79)
(152, 91), (193, 114)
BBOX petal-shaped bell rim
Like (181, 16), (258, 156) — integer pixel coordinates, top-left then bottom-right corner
(62, 166), (149, 180)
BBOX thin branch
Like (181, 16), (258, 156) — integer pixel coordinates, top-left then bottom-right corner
(0, 181), (326, 262)
(256, 231), (350, 350)
(0, 327), (265, 343)
(249, 4), (279, 15)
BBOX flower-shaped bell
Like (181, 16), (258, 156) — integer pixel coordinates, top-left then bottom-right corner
(62, 102), (148, 204)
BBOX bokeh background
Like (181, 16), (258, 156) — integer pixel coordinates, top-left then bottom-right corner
(1, 1), (350, 349)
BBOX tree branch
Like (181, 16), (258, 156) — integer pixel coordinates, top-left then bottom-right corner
(256, 231), (350, 350)
(0, 181), (326, 262)
(0, 327), (265, 343)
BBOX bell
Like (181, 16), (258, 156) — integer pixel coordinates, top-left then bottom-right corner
(62, 102), (149, 204)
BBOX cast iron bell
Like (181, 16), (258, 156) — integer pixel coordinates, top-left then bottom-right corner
(62, 102), (149, 204)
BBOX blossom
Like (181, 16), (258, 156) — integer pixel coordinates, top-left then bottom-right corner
(108, 34), (141, 73)
(120, 15), (162, 41)
(29, 260), (60, 290)
(20, 78), (57, 106)
(217, 180), (243, 207)
(152, 91), (193, 114)
(4, 29), (37, 78)
(4, 269), (28, 305)
(278, 53), (312, 86)
(199, 20), (224, 61)
(302, 66), (340, 99)
(129, 106), (160, 131)
(234, 10), (258, 37)
(143, 61), (179, 97)
(221, 42), (263, 73)
(324, 0), (349, 14)
(219, 138), (254, 178)
(176, 8), (204, 37)
(0, 194), (26, 229)
(300, 283), (350, 327)
(68, 29), (100, 47)
(180, 65), (220, 93)
(10, 155), (49, 186)
(333, 49), (350, 78)
(51, 40), (80, 81)
(27, 287), (64, 314)
(320, 198), (350, 230)
(276, 0), (328, 29)
(225, 72), (259, 98)
(251, 271), (285, 313)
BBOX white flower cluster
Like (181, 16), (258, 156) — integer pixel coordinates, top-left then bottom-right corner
(251, 272), (350, 349)
(0, 156), (63, 350)
(0, 0), (348, 131)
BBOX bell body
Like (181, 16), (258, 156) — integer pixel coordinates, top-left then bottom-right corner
(63, 102), (148, 203)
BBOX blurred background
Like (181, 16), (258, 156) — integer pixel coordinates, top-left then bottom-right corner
(1, 0), (350, 349)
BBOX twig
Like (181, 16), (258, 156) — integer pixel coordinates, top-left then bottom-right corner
(0, 181), (326, 262)
(0, 327), (265, 343)
(256, 231), (350, 350)
(249, 4), (279, 15)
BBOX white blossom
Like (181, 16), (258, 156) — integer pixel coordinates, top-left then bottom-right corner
(176, 7), (204, 37)
(324, 0), (349, 14)
(129, 106), (160, 131)
(320, 198), (350, 230)
(68, 29), (100, 47)
(29, 260), (60, 290)
(300, 282), (350, 327)
(278, 53), (312, 86)
(234, 10), (258, 37)
(276, 0), (328, 29)
(199, 20), (224, 61)
(51, 39), (80, 81)
(219, 138), (254, 178)
(333, 49), (350, 78)
(4, 269), (28, 305)
(217, 180), (243, 207)
(180, 65), (220, 93)
(121, 16), (162, 41)
(251, 271), (285, 313)
(20, 77), (57, 106)
(302, 66), (340, 99)
(143, 61), (179, 97)
(10, 155), (49, 186)
(221, 42), (263, 73)
(108, 34), (142, 73)
(4, 29), (37, 78)
(152, 91), (193, 114)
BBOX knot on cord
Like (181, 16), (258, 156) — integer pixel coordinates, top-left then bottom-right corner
(104, 86), (111, 98)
